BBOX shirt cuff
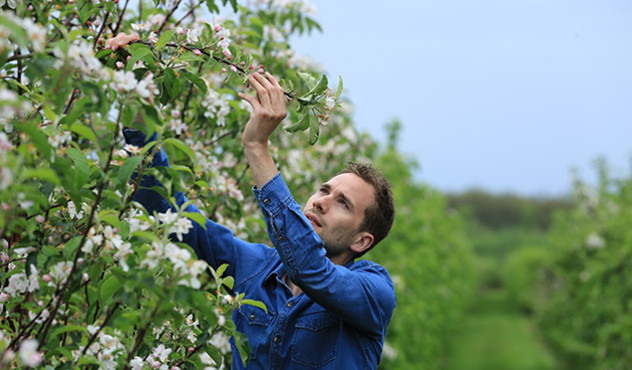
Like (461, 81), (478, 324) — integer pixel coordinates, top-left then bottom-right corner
(252, 173), (295, 217)
(122, 128), (158, 147)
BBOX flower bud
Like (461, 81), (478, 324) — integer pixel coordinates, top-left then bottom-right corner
(42, 274), (52, 282)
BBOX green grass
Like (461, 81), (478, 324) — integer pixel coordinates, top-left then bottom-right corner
(447, 312), (557, 370)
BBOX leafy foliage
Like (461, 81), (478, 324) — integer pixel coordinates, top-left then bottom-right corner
(537, 163), (632, 369)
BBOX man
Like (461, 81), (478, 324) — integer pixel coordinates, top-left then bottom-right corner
(117, 35), (396, 368)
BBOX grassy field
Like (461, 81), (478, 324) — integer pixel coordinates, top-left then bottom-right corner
(446, 289), (558, 370)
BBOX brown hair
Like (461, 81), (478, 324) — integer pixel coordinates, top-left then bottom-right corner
(337, 162), (395, 255)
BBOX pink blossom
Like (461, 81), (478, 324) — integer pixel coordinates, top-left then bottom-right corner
(230, 65), (237, 73)
(213, 24), (221, 32)
(42, 274), (51, 282)
(116, 61), (124, 69)
(35, 215), (44, 223)
(193, 49), (201, 56)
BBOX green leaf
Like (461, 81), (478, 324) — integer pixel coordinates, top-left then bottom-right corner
(118, 220), (130, 240)
(215, 263), (228, 279)
(69, 122), (98, 146)
(298, 72), (318, 91)
(50, 325), (88, 338)
(182, 212), (208, 230)
(18, 122), (51, 158)
(100, 274), (120, 302)
(155, 30), (173, 51)
(63, 236), (82, 259)
(284, 113), (309, 133)
(335, 76), (344, 99)
(22, 168), (60, 185)
(118, 156), (144, 186)
(66, 147), (90, 186)
(127, 43), (153, 67)
(181, 71), (208, 95)
(241, 299), (268, 314)
(308, 114), (319, 145)
(131, 230), (160, 242)
(306, 74), (328, 99)
(163, 138), (197, 166)
(99, 211), (119, 228)
(60, 97), (90, 126)
(222, 276), (234, 290)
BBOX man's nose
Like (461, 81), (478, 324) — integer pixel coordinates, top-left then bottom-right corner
(313, 195), (330, 213)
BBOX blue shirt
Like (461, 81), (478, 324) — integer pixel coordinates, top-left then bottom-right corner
(124, 129), (396, 369)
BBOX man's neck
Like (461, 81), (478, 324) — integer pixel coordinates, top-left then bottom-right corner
(284, 275), (302, 297)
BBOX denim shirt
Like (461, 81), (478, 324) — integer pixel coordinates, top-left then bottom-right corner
(124, 129), (396, 369)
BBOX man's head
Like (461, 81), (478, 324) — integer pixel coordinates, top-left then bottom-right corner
(303, 162), (395, 264)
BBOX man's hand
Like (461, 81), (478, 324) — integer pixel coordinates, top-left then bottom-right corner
(238, 72), (287, 148)
(104, 32), (140, 50)
(238, 72), (287, 188)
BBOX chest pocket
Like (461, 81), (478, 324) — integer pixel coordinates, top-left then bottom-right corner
(292, 312), (340, 368)
(236, 304), (274, 359)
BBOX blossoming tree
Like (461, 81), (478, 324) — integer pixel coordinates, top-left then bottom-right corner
(0, 0), (359, 368)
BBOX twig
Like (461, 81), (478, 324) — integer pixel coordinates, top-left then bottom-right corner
(112, 0), (130, 36)
(78, 301), (122, 358)
(122, 296), (164, 369)
(173, 1), (203, 29)
(93, 12), (111, 49)
(158, 0), (183, 33)
(180, 63), (204, 119)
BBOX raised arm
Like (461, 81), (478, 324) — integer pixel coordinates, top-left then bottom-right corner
(237, 72), (287, 188)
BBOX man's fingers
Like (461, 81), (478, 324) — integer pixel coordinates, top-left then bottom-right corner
(248, 74), (271, 106)
(238, 92), (261, 110)
(104, 32), (140, 50)
(264, 72), (285, 103)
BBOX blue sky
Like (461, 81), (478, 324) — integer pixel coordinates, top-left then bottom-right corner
(290, 0), (632, 196)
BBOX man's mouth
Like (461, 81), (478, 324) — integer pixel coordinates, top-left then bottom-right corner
(305, 213), (322, 227)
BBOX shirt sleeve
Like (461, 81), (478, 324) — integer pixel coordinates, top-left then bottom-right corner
(253, 173), (396, 336)
(123, 129), (273, 280)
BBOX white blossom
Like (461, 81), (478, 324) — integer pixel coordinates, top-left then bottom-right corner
(171, 218), (193, 241)
(130, 356), (144, 370)
(585, 232), (605, 250)
(110, 70), (137, 92)
(209, 332), (231, 354)
(5, 273), (28, 296)
(18, 339), (42, 367)
(152, 344), (172, 362)
(186, 27), (202, 44)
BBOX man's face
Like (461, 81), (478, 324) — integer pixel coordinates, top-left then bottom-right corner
(303, 173), (376, 262)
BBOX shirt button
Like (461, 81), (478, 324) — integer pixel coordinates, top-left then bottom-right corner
(249, 314), (255, 321)
(263, 198), (270, 205)
(278, 235), (284, 241)
(287, 301), (294, 308)
(273, 336), (281, 343)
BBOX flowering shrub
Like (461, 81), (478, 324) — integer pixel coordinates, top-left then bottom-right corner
(0, 0), (355, 368)
(537, 162), (632, 369)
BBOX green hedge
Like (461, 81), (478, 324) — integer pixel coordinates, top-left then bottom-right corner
(538, 166), (632, 369)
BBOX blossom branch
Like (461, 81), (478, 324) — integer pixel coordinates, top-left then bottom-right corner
(37, 112), (122, 348)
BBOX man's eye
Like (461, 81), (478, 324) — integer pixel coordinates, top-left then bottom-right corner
(319, 187), (328, 194)
(339, 199), (348, 208)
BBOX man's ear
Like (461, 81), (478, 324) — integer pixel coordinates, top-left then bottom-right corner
(350, 232), (374, 255)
